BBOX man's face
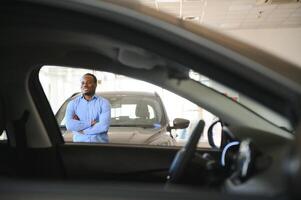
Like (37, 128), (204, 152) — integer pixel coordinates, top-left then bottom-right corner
(81, 75), (97, 96)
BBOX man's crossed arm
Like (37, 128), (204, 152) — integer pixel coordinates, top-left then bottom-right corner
(65, 101), (111, 135)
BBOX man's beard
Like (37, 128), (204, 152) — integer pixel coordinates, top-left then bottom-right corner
(83, 90), (95, 96)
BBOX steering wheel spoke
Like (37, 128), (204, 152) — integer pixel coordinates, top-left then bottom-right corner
(167, 120), (205, 184)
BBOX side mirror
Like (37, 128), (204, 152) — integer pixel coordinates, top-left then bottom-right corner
(207, 120), (222, 149)
(173, 118), (190, 129)
(168, 118), (190, 131)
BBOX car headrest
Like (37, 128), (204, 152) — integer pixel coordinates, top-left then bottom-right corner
(135, 104), (150, 119)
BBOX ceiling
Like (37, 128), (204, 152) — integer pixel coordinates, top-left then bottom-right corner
(133, 0), (301, 30)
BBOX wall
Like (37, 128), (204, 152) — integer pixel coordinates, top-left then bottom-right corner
(223, 28), (301, 67)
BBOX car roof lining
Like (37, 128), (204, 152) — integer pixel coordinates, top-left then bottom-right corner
(25, 0), (301, 93)
(30, 0), (301, 86)
(2, 0), (301, 126)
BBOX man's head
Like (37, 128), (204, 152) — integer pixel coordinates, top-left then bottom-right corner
(81, 73), (97, 97)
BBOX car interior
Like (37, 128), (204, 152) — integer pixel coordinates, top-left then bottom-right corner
(1, 1), (301, 199)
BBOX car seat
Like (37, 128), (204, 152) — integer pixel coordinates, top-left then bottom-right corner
(135, 103), (150, 120)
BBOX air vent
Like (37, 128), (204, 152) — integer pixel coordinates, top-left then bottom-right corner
(183, 16), (199, 21)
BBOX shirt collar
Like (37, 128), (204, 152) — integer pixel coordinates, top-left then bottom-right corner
(80, 94), (97, 101)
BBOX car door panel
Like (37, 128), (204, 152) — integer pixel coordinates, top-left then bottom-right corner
(59, 144), (220, 182)
(60, 144), (177, 181)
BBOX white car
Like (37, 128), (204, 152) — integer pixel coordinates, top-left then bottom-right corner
(56, 91), (189, 146)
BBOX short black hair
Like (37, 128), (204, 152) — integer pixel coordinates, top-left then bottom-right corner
(83, 73), (97, 84)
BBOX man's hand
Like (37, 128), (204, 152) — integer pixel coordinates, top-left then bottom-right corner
(78, 120), (96, 135)
(73, 114), (80, 120)
(91, 119), (97, 126)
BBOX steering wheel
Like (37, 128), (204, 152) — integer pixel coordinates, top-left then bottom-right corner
(167, 120), (205, 184)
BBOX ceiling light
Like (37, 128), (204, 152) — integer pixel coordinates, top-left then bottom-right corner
(256, 0), (300, 5)
(183, 16), (200, 21)
(156, 0), (179, 2)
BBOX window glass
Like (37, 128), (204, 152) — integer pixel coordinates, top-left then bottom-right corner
(189, 70), (293, 132)
(39, 65), (218, 148)
(148, 105), (155, 119)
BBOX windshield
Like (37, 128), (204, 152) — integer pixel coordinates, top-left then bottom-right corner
(189, 70), (293, 132)
(57, 93), (165, 129)
(104, 94), (164, 128)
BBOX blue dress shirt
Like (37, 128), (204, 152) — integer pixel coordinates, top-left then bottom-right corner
(65, 94), (111, 143)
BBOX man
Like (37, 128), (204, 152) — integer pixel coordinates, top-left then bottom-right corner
(65, 73), (111, 143)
